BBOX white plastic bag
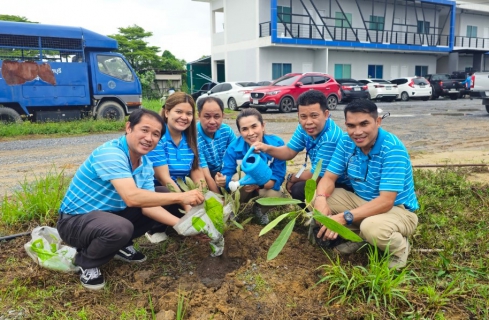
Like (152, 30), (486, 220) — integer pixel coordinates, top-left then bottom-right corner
(24, 226), (79, 273)
(173, 191), (232, 257)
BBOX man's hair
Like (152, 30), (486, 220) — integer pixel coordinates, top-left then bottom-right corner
(297, 90), (329, 111)
(343, 99), (379, 119)
(236, 108), (264, 131)
(127, 109), (165, 139)
(197, 96), (224, 113)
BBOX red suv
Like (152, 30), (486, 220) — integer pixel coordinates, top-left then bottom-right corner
(249, 73), (341, 113)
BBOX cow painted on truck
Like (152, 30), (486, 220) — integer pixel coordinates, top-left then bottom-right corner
(0, 21), (142, 123)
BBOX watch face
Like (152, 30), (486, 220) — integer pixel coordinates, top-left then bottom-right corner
(345, 211), (354, 224)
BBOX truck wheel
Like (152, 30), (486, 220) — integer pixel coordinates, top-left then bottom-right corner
(0, 107), (22, 123)
(279, 97), (294, 113)
(449, 95), (458, 100)
(227, 98), (239, 111)
(431, 92), (439, 100)
(485, 105), (489, 114)
(400, 92), (409, 101)
(96, 101), (125, 121)
(327, 95), (338, 110)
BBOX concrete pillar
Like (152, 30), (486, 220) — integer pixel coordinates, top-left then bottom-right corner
(473, 52), (483, 72)
(448, 52), (459, 73)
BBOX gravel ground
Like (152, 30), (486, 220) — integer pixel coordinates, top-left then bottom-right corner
(1, 97), (489, 195)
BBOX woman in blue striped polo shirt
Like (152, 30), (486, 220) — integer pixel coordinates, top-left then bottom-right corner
(215, 108), (286, 225)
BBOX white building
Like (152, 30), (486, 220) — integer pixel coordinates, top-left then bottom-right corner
(193, 0), (489, 81)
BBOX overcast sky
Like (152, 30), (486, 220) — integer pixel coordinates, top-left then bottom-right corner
(2, 0), (213, 63)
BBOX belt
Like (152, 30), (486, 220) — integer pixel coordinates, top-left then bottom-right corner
(59, 213), (76, 220)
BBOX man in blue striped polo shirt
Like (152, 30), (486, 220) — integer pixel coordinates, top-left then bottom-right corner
(253, 90), (349, 207)
(57, 109), (205, 290)
(314, 99), (419, 269)
(196, 96), (237, 193)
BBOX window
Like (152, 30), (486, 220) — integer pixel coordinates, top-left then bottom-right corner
(369, 15), (385, 31)
(300, 77), (313, 85)
(278, 6), (291, 23)
(210, 83), (224, 94)
(97, 55), (133, 81)
(334, 64), (351, 79)
(272, 63), (292, 80)
(417, 21), (430, 34)
(313, 76), (328, 84)
(415, 66), (428, 77)
(467, 25), (478, 38)
(335, 12), (352, 28)
(368, 65), (383, 79)
(221, 83), (232, 91)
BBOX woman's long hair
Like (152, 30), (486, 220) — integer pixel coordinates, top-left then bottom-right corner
(161, 92), (199, 170)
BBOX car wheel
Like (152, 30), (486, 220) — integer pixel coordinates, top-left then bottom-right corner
(400, 92), (409, 101)
(227, 98), (239, 111)
(327, 95), (338, 110)
(279, 97), (294, 113)
(256, 107), (267, 113)
(0, 106), (22, 123)
(96, 101), (125, 121)
(449, 94), (458, 100)
(485, 105), (489, 114)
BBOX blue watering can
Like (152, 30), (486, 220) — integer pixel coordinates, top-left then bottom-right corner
(229, 146), (272, 192)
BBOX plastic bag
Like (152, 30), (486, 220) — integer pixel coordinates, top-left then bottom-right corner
(24, 226), (79, 273)
(173, 191), (232, 257)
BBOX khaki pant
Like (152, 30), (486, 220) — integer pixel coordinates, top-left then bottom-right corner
(327, 188), (418, 256)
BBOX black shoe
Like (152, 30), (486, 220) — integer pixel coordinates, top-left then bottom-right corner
(114, 245), (147, 263)
(80, 267), (105, 290)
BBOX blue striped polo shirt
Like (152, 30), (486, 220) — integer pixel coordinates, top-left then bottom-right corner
(287, 118), (345, 177)
(59, 135), (155, 214)
(327, 128), (419, 211)
(221, 135), (286, 191)
(147, 125), (196, 182)
(197, 122), (236, 173)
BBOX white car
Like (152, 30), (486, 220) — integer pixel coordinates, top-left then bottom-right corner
(357, 79), (399, 102)
(196, 81), (259, 111)
(390, 77), (432, 101)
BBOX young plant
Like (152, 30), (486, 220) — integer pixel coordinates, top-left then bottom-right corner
(256, 160), (363, 260)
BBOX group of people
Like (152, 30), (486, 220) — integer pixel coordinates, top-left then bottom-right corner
(57, 89), (419, 290)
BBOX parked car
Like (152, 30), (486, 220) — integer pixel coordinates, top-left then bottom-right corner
(357, 79), (399, 102)
(390, 77), (432, 101)
(249, 72), (341, 112)
(196, 81), (259, 111)
(335, 79), (369, 102)
(425, 74), (464, 100)
(191, 82), (218, 101)
(469, 72), (489, 113)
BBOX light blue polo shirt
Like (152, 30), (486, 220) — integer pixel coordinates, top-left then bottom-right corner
(221, 135), (286, 191)
(327, 128), (419, 211)
(147, 125), (196, 182)
(287, 118), (346, 177)
(59, 135), (155, 214)
(197, 122), (236, 173)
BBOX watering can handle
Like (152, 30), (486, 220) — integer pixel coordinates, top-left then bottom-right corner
(243, 146), (256, 161)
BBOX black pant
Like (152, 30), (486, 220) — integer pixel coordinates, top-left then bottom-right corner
(290, 180), (354, 209)
(56, 186), (181, 269)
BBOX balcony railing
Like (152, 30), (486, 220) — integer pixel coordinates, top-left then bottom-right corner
(260, 21), (451, 47)
(454, 36), (489, 49)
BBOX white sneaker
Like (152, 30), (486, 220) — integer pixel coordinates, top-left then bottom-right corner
(145, 231), (168, 243)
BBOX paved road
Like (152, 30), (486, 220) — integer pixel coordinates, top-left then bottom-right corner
(1, 98), (488, 195)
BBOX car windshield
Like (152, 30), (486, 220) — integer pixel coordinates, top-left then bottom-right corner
(236, 82), (259, 87)
(272, 75), (301, 86)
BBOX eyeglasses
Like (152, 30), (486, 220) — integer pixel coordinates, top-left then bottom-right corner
(346, 151), (370, 182)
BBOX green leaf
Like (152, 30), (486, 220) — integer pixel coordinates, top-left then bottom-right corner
(240, 217), (253, 227)
(256, 197), (303, 206)
(205, 197), (224, 234)
(166, 183), (177, 193)
(312, 159), (323, 181)
(267, 218), (296, 260)
(191, 217), (206, 232)
(185, 176), (196, 190)
(304, 179), (317, 204)
(176, 178), (189, 192)
(259, 212), (295, 236)
(313, 210), (363, 242)
(232, 220), (244, 230)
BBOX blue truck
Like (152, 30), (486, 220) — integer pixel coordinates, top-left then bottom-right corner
(0, 21), (142, 122)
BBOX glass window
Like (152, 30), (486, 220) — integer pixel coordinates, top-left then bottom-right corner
(278, 6), (292, 24)
(97, 55), (133, 81)
(221, 83), (232, 91)
(415, 66), (428, 77)
(334, 64), (351, 79)
(300, 77), (313, 85)
(466, 25), (478, 38)
(414, 77), (429, 85)
(210, 84), (224, 94)
(335, 12), (352, 28)
(273, 74), (301, 86)
(369, 15), (385, 31)
(313, 76), (327, 84)
(272, 63), (292, 80)
(368, 65), (383, 79)
(417, 21), (430, 34)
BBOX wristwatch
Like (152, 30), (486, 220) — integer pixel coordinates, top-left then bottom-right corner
(344, 210), (354, 225)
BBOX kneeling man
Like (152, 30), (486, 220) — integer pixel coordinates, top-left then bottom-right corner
(314, 99), (418, 269)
